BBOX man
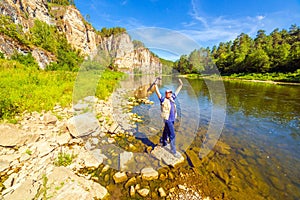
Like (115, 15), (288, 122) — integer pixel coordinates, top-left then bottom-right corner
(154, 79), (183, 158)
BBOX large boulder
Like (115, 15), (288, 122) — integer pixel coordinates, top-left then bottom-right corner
(66, 112), (99, 138)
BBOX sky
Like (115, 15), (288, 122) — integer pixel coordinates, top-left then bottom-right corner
(74, 0), (300, 60)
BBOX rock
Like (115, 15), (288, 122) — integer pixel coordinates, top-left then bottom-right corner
(77, 150), (103, 168)
(42, 112), (58, 125)
(125, 177), (137, 189)
(0, 124), (29, 147)
(108, 123), (119, 134)
(158, 187), (167, 197)
(107, 138), (115, 144)
(46, 167), (108, 199)
(130, 185), (135, 197)
(120, 151), (133, 171)
(151, 145), (184, 167)
(214, 141), (231, 155)
(141, 167), (158, 181)
(3, 178), (40, 200)
(113, 172), (128, 183)
(73, 103), (89, 111)
(67, 112), (99, 138)
(84, 96), (98, 103)
(137, 188), (150, 197)
(159, 174), (167, 181)
(34, 141), (54, 157)
(55, 133), (71, 145)
(178, 184), (187, 190)
(186, 149), (202, 168)
(0, 160), (10, 172)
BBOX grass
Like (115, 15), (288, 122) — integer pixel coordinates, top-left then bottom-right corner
(223, 70), (300, 83)
(54, 152), (76, 167)
(0, 58), (124, 121)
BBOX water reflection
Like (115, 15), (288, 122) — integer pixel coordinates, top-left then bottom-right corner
(135, 77), (300, 199)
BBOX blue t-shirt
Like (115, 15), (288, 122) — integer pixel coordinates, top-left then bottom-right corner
(160, 93), (176, 122)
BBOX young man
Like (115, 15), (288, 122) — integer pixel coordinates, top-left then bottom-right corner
(154, 79), (183, 158)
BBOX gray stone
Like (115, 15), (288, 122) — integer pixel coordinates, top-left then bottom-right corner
(120, 151), (133, 171)
(46, 167), (108, 199)
(83, 96), (98, 103)
(151, 145), (184, 167)
(77, 150), (103, 168)
(67, 113), (100, 138)
(73, 103), (89, 111)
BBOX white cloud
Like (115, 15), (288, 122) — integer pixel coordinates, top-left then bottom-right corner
(257, 15), (265, 21)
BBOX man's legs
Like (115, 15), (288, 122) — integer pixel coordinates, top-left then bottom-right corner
(161, 123), (169, 146)
(165, 120), (176, 154)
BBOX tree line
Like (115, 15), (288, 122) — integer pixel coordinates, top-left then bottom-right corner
(174, 24), (300, 75)
(47, 0), (75, 6)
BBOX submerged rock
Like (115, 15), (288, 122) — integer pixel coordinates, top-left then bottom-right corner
(113, 172), (128, 183)
(141, 167), (158, 181)
(137, 188), (150, 197)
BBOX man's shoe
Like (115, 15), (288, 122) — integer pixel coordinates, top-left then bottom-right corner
(172, 152), (181, 158)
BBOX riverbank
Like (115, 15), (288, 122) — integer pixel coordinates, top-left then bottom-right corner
(0, 92), (212, 199)
(179, 72), (300, 85)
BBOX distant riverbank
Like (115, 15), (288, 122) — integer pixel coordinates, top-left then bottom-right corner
(179, 72), (300, 85)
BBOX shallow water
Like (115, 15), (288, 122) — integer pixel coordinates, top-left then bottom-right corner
(130, 76), (300, 199)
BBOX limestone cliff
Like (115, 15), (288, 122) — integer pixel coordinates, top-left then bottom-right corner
(100, 33), (162, 74)
(0, 0), (162, 73)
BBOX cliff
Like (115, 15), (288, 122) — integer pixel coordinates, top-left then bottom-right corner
(0, 0), (162, 73)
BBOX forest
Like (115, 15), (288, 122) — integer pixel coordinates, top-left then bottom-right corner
(173, 25), (300, 81)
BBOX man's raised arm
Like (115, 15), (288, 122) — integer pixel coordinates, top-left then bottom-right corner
(175, 79), (183, 96)
(154, 84), (162, 100)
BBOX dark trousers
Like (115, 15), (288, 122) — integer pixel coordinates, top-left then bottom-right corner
(162, 120), (176, 154)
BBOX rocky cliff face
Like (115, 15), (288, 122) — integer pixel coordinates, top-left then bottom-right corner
(100, 33), (162, 74)
(0, 0), (162, 73)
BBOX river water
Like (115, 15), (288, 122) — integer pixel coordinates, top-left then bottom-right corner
(128, 76), (300, 199)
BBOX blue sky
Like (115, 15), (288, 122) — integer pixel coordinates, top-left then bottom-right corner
(74, 0), (300, 60)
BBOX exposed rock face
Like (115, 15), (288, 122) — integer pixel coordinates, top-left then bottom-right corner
(0, 0), (52, 30)
(0, 0), (162, 73)
(50, 5), (99, 55)
(0, 34), (55, 69)
(100, 33), (162, 74)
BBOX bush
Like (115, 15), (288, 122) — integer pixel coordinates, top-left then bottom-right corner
(11, 52), (39, 69)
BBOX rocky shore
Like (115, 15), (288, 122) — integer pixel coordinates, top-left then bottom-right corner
(0, 92), (210, 200)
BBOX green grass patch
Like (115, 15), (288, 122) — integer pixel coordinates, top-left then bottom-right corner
(54, 152), (76, 167)
(223, 70), (300, 83)
(0, 59), (124, 121)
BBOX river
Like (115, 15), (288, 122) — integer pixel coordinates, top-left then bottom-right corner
(128, 76), (300, 199)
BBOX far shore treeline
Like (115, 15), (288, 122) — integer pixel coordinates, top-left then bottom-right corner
(171, 25), (300, 82)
